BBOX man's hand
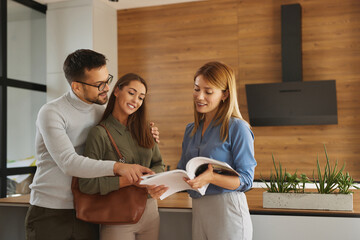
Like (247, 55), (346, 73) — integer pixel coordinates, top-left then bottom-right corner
(145, 185), (169, 199)
(113, 162), (154, 183)
(150, 122), (160, 143)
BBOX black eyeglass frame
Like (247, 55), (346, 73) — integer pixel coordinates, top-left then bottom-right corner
(75, 74), (113, 91)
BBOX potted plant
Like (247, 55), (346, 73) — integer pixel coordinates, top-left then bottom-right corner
(261, 146), (358, 211)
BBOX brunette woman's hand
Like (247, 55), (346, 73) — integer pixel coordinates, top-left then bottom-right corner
(133, 174), (153, 188)
(150, 122), (160, 143)
(145, 184), (169, 199)
(186, 164), (214, 189)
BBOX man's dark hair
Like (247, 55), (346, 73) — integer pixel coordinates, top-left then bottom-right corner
(63, 49), (107, 85)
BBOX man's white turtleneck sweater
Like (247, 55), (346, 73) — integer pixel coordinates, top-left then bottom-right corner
(30, 90), (115, 209)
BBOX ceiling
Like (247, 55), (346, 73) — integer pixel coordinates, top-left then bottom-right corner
(9, 0), (45, 21)
(34, 0), (200, 10)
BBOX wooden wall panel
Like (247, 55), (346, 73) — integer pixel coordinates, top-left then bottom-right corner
(118, 0), (239, 170)
(118, 0), (360, 180)
(238, 0), (360, 179)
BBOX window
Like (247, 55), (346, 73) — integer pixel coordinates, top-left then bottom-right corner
(0, 0), (46, 198)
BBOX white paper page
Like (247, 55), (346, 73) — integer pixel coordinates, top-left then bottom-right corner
(186, 157), (239, 178)
(197, 184), (208, 196)
(141, 170), (205, 200)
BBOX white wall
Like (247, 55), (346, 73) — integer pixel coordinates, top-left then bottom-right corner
(7, 3), (46, 161)
(2, 205), (360, 240)
(158, 209), (360, 240)
(7, 89), (46, 161)
(5, 0), (117, 164)
(93, 0), (117, 90)
(46, 0), (93, 101)
(252, 214), (360, 240)
(46, 0), (117, 101)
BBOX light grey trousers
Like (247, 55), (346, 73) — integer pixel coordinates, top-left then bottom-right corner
(100, 198), (160, 240)
(192, 191), (253, 240)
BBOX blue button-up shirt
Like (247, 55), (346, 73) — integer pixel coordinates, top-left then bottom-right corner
(177, 117), (257, 198)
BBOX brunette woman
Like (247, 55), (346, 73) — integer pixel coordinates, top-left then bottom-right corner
(79, 73), (164, 240)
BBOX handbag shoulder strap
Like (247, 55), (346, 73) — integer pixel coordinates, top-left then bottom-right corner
(99, 124), (125, 163)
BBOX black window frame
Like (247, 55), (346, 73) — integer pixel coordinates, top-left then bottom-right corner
(0, 0), (47, 198)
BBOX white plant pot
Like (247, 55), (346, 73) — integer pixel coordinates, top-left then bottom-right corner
(263, 192), (353, 211)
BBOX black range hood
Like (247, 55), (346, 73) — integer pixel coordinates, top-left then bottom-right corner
(245, 4), (338, 126)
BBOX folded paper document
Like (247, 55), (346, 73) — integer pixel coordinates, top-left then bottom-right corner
(140, 157), (239, 200)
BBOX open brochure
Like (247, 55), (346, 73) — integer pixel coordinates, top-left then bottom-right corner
(140, 157), (239, 200)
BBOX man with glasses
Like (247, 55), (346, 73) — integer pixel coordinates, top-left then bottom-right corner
(25, 49), (158, 240)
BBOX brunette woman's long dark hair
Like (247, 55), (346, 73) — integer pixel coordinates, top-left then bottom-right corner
(102, 73), (154, 149)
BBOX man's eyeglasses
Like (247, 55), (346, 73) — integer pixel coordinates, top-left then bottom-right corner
(75, 74), (113, 91)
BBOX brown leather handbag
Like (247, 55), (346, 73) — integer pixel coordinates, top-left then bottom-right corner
(71, 124), (148, 225)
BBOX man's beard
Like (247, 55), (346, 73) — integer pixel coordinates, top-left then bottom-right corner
(85, 91), (108, 105)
